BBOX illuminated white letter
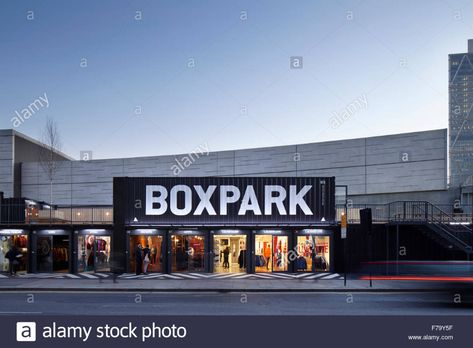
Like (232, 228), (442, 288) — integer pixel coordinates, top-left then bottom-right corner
(170, 185), (192, 216)
(238, 185), (261, 215)
(220, 185), (241, 215)
(194, 185), (217, 215)
(289, 185), (313, 215)
(264, 185), (287, 215)
(146, 185), (168, 215)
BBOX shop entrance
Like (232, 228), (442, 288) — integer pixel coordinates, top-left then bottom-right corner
(295, 231), (331, 272)
(78, 234), (111, 272)
(254, 232), (289, 272)
(36, 234), (70, 272)
(170, 231), (206, 272)
(0, 231), (28, 274)
(129, 234), (164, 273)
(212, 234), (247, 273)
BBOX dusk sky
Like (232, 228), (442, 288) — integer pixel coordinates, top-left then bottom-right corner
(1, 0), (472, 159)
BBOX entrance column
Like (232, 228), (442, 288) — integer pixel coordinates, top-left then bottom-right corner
(112, 178), (127, 274)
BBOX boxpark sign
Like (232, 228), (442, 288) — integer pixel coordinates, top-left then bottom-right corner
(113, 177), (336, 225)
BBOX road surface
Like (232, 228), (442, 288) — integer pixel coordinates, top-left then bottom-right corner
(0, 291), (472, 315)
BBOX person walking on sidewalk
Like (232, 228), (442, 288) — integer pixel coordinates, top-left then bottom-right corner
(5, 245), (21, 276)
(135, 244), (143, 275)
(142, 244), (151, 274)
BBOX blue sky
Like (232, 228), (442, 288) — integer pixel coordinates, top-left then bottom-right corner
(1, 0), (472, 159)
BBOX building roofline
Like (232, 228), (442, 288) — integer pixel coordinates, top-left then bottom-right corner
(0, 129), (74, 161)
(1, 128), (446, 163)
(449, 52), (473, 56)
(88, 128), (447, 162)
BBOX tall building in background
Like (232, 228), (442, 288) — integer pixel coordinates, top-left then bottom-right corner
(449, 40), (473, 200)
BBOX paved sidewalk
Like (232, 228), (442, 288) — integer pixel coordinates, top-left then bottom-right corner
(1, 276), (472, 292)
(0, 272), (344, 281)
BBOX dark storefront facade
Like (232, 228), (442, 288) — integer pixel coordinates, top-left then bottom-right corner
(124, 227), (335, 274)
(76, 229), (112, 273)
(33, 229), (71, 273)
(0, 229), (29, 273)
(1, 176), (339, 274)
(211, 229), (249, 273)
(2, 175), (467, 276)
(0, 227), (113, 274)
(113, 176), (337, 274)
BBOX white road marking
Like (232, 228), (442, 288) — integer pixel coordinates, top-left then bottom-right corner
(1, 271), (341, 280)
(121, 275), (142, 279)
(171, 273), (200, 279)
(214, 273), (245, 279)
(304, 273), (329, 279)
(244, 273), (285, 279)
(143, 274), (164, 279)
(321, 273), (341, 279)
(65, 274), (81, 279)
(162, 274), (182, 279)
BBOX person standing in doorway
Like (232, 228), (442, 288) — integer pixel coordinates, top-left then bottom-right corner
(143, 244), (151, 274)
(264, 244), (272, 271)
(5, 245), (21, 276)
(150, 246), (157, 265)
(223, 246), (230, 269)
(135, 244), (143, 275)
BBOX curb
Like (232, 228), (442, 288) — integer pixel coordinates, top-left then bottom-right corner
(0, 287), (466, 293)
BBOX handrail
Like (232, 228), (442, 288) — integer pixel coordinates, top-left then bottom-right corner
(1, 201), (471, 225)
(429, 223), (472, 250)
(383, 201), (472, 253)
(0, 204), (113, 225)
(411, 203), (472, 248)
(386, 201), (472, 233)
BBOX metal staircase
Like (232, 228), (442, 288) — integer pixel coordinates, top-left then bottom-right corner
(387, 201), (473, 254)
